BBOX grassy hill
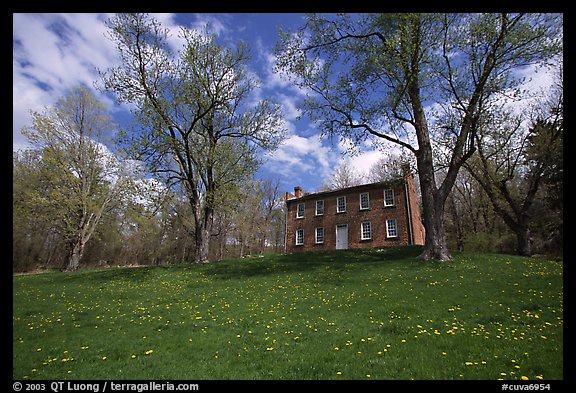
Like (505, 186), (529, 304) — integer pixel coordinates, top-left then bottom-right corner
(13, 246), (563, 380)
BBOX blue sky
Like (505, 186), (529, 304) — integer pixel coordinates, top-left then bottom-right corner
(13, 13), (368, 194)
(13, 13), (558, 195)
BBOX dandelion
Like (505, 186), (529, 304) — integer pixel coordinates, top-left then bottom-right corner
(521, 376), (529, 380)
(465, 362), (473, 366)
(336, 371), (342, 375)
(266, 347), (274, 351)
(101, 356), (107, 361)
(145, 349), (153, 355)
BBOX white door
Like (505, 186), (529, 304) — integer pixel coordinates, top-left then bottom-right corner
(336, 224), (348, 250)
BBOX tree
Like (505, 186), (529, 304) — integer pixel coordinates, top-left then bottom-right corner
(100, 13), (286, 263)
(465, 81), (563, 256)
(321, 160), (364, 191)
(275, 13), (562, 260)
(366, 153), (408, 183)
(20, 86), (133, 271)
(13, 149), (66, 271)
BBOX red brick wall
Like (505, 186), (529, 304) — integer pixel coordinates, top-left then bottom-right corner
(285, 177), (425, 253)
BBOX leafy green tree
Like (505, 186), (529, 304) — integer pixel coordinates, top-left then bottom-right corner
(13, 149), (66, 271)
(100, 13), (286, 263)
(275, 13), (562, 260)
(465, 80), (563, 256)
(21, 86), (134, 271)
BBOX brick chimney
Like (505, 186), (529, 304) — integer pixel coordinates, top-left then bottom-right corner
(294, 186), (302, 198)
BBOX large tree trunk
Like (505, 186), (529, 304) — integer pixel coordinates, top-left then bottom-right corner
(66, 236), (86, 271)
(515, 223), (531, 257)
(64, 208), (105, 271)
(193, 205), (213, 264)
(408, 55), (452, 262)
(419, 205), (451, 261)
(195, 226), (210, 263)
(417, 164), (451, 261)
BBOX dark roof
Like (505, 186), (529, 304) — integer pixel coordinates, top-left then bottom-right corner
(286, 178), (406, 203)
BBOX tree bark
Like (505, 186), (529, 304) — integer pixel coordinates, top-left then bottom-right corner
(191, 197), (213, 264)
(516, 225), (531, 257)
(195, 225), (210, 263)
(66, 236), (85, 271)
(417, 165), (452, 261)
(404, 21), (452, 262)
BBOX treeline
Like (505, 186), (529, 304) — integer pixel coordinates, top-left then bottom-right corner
(321, 77), (563, 259)
(13, 13), (563, 271)
(13, 143), (286, 273)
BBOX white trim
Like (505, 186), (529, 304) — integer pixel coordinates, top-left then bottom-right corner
(386, 219), (398, 238)
(296, 202), (305, 218)
(360, 192), (370, 210)
(384, 189), (395, 207)
(336, 195), (347, 213)
(295, 228), (304, 245)
(361, 221), (372, 240)
(315, 227), (324, 244)
(315, 200), (324, 216)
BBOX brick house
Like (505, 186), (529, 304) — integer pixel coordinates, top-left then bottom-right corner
(284, 173), (425, 252)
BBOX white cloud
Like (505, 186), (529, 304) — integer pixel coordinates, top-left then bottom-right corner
(265, 132), (339, 188)
(189, 14), (231, 36)
(276, 93), (300, 121)
(13, 13), (121, 151)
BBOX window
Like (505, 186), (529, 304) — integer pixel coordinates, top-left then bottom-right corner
(386, 219), (398, 238)
(296, 229), (304, 245)
(361, 221), (372, 240)
(360, 192), (370, 210)
(315, 200), (324, 216)
(296, 203), (305, 218)
(337, 196), (346, 213)
(315, 227), (324, 244)
(384, 189), (395, 207)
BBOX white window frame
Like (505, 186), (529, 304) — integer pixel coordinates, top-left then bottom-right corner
(336, 196), (347, 213)
(315, 227), (324, 244)
(296, 202), (305, 218)
(296, 229), (304, 245)
(315, 200), (324, 216)
(386, 219), (398, 238)
(360, 192), (370, 210)
(361, 221), (372, 240)
(384, 189), (395, 207)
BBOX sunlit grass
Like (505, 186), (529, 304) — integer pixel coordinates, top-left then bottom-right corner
(13, 247), (563, 380)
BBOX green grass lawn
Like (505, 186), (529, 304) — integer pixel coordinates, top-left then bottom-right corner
(13, 246), (563, 380)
